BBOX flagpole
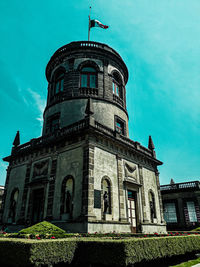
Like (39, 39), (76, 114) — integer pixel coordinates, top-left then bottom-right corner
(88, 6), (91, 41)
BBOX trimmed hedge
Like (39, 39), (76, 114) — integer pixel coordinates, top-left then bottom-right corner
(75, 235), (200, 266)
(1, 235), (200, 266)
(0, 238), (77, 267)
(124, 236), (200, 266)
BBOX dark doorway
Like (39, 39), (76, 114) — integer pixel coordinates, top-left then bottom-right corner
(31, 188), (44, 224)
(128, 190), (137, 233)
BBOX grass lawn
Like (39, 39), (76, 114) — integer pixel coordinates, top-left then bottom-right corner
(171, 257), (200, 267)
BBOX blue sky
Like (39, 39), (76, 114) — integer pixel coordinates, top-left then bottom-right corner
(0, 0), (200, 185)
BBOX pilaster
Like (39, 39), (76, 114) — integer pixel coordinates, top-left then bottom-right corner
(138, 165), (148, 223)
(2, 165), (11, 223)
(81, 143), (96, 221)
(46, 159), (57, 219)
(19, 164), (31, 224)
(116, 155), (126, 221)
(155, 171), (164, 223)
(177, 197), (185, 228)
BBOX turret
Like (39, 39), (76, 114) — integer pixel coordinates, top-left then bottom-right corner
(42, 41), (129, 137)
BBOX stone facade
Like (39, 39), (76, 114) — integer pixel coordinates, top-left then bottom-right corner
(2, 41), (166, 233)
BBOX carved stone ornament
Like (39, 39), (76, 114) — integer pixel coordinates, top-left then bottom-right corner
(124, 162), (137, 181)
(32, 160), (49, 178)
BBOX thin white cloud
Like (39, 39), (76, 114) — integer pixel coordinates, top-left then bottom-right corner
(0, 161), (8, 170)
(0, 161), (8, 185)
(27, 88), (46, 127)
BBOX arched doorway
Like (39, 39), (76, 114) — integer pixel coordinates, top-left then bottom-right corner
(8, 189), (19, 223)
(60, 176), (74, 220)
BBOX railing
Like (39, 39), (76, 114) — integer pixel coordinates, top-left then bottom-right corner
(60, 119), (87, 135)
(79, 87), (98, 96)
(54, 41), (123, 62)
(137, 145), (153, 157)
(119, 135), (137, 148)
(119, 136), (153, 157)
(46, 41), (128, 80)
(113, 94), (124, 107)
(13, 119), (88, 154)
(11, 119), (158, 161)
(160, 181), (200, 191)
(95, 121), (115, 136)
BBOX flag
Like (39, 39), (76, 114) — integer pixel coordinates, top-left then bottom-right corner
(90, 19), (109, 29)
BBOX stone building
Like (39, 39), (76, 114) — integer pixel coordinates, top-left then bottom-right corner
(161, 180), (200, 230)
(2, 41), (166, 233)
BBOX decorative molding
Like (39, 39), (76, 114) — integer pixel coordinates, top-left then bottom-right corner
(124, 162), (137, 181)
(32, 160), (49, 179)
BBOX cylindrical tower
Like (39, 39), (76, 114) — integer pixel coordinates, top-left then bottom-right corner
(43, 41), (129, 136)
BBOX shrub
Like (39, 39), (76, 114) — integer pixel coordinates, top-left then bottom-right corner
(19, 221), (66, 236)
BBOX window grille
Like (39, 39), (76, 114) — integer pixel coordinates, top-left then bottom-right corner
(187, 201), (197, 222)
(164, 202), (177, 223)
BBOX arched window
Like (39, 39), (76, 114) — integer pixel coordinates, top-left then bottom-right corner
(52, 69), (65, 95)
(80, 66), (97, 88)
(9, 188), (19, 223)
(102, 178), (111, 214)
(112, 72), (123, 99)
(60, 176), (74, 219)
(149, 191), (156, 223)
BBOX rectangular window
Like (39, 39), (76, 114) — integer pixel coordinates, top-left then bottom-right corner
(116, 85), (119, 96)
(81, 74), (87, 87)
(60, 79), (64, 91)
(51, 118), (59, 132)
(115, 118), (125, 135)
(113, 82), (115, 93)
(113, 81), (120, 96)
(46, 114), (60, 134)
(187, 201), (197, 222)
(164, 202), (177, 223)
(55, 82), (60, 94)
(90, 75), (96, 88)
(128, 191), (135, 199)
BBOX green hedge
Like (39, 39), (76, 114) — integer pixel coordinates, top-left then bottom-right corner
(124, 236), (200, 266)
(0, 238), (77, 267)
(1, 235), (200, 266)
(74, 235), (200, 266)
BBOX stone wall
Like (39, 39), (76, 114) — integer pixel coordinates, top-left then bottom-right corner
(142, 168), (161, 224)
(43, 99), (128, 136)
(52, 146), (83, 220)
(93, 147), (119, 221)
(3, 164), (26, 223)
